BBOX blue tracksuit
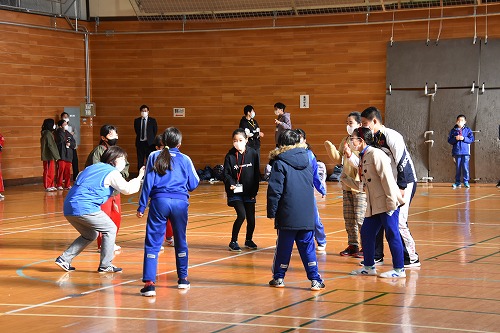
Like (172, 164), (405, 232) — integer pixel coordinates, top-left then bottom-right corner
(307, 149), (327, 246)
(267, 144), (322, 282)
(448, 125), (474, 183)
(138, 148), (200, 282)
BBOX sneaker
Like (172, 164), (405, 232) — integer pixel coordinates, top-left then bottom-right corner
(452, 182), (461, 189)
(140, 283), (156, 297)
(464, 182), (470, 188)
(404, 259), (421, 268)
(355, 249), (364, 258)
(269, 278), (285, 288)
(160, 245), (165, 251)
(46, 187), (57, 192)
(178, 278), (190, 289)
(310, 280), (325, 291)
(316, 244), (327, 252)
(64, 186), (72, 190)
(55, 256), (75, 272)
(0, 193), (4, 199)
(244, 240), (258, 249)
(339, 245), (359, 256)
(57, 186), (64, 190)
(165, 238), (175, 247)
(359, 258), (384, 266)
(228, 241), (242, 252)
(97, 264), (123, 273)
(350, 266), (377, 276)
(379, 268), (406, 278)
(114, 244), (121, 252)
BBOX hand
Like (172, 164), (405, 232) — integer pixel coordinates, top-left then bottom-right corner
(459, 135), (464, 140)
(344, 142), (352, 158)
(136, 211), (144, 218)
(138, 166), (146, 178)
(274, 119), (281, 125)
(229, 185), (236, 190)
(400, 189), (405, 198)
(259, 131), (264, 138)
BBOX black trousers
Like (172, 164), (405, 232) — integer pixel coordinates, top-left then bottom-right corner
(231, 201), (256, 242)
(136, 141), (153, 171)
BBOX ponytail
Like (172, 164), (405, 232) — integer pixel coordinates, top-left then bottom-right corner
(153, 146), (171, 176)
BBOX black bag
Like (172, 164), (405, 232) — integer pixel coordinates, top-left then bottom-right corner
(212, 164), (224, 181)
(328, 164), (343, 182)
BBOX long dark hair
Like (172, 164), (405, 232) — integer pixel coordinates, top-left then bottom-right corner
(352, 127), (383, 149)
(100, 146), (127, 166)
(41, 118), (55, 133)
(154, 127), (182, 175)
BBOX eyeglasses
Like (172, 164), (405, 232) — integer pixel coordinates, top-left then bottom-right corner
(349, 137), (362, 142)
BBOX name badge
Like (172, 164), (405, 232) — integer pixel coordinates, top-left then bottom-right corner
(234, 184), (243, 193)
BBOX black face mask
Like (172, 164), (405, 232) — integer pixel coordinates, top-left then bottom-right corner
(107, 138), (118, 146)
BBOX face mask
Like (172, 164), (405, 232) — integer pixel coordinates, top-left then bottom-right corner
(107, 138), (118, 146)
(233, 141), (246, 152)
(63, 118), (69, 123)
(63, 125), (69, 131)
(250, 111), (255, 118)
(53, 124), (57, 130)
(457, 121), (465, 128)
(347, 125), (357, 135)
(141, 111), (148, 118)
(115, 159), (126, 172)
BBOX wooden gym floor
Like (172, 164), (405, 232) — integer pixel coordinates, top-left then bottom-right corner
(0, 182), (499, 332)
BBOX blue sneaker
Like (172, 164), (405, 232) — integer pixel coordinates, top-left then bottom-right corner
(55, 256), (75, 272)
(464, 182), (470, 188)
(452, 182), (461, 189)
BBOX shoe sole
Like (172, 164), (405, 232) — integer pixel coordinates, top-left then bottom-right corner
(311, 286), (325, 291)
(98, 269), (123, 273)
(245, 246), (257, 249)
(339, 252), (357, 257)
(141, 291), (156, 297)
(379, 273), (406, 278)
(178, 284), (190, 289)
(359, 261), (384, 266)
(270, 284), (285, 288)
(229, 248), (242, 252)
(404, 262), (421, 268)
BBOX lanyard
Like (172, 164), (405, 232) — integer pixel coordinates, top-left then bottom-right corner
(248, 119), (256, 129)
(235, 150), (246, 183)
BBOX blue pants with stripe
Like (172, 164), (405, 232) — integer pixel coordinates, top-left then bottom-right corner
(314, 197), (327, 246)
(454, 154), (470, 183)
(142, 197), (189, 283)
(272, 229), (322, 281)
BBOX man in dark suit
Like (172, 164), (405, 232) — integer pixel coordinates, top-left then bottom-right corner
(134, 104), (158, 171)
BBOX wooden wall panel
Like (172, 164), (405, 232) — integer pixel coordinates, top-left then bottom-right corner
(2, 6), (500, 183)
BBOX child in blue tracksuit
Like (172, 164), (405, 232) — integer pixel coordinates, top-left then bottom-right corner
(267, 130), (325, 291)
(447, 114), (474, 189)
(295, 129), (327, 252)
(137, 127), (200, 297)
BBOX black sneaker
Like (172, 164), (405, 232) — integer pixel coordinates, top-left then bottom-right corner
(310, 280), (325, 291)
(140, 283), (156, 297)
(97, 264), (123, 273)
(269, 278), (285, 288)
(228, 241), (242, 252)
(497, 181), (500, 188)
(339, 245), (359, 257)
(55, 256), (75, 272)
(178, 278), (190, 289)
(404, 259), (421, 268)
(244, 240), (258, 249)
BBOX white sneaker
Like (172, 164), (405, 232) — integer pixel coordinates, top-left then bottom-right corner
(165, 238), (175, 247)
(379, 269), (406, 278)
(350, 266), (377, 276)
(114, 244), (121, 252)
(316, 244), (326, 252)
(57, 186), (64, 190)
(0, 193), (4, 199)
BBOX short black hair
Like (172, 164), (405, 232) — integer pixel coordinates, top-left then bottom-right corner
(348, 111), (362, 124)
(274, 102), (286, 110)
(100, 124), (117, 138)
(361, 106), (382, 122)
(100, 146), (127, 165)
(60, 112), (69, 119)
(278, 129), (300, 147)
(41, 118), (55, 132)
(243, 105), (253, 115)
(232, 128), (247, 139)
(140, 104), (149, 112)
(57, 119), (66, 127)
(457, 114), (466, 120)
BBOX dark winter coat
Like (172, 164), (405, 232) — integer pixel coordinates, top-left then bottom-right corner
(266, 143), (315, 230)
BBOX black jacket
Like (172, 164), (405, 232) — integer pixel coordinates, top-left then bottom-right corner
(55, 128), (76, 162)
(266, 143), (315, 230)
(239, 116), (261, 150)
(134, 116), (158, 146)
(223, 146), (260, 201)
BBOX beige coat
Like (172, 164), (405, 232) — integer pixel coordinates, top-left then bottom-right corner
(342, 146), (404, 217)
(324, 138), (362, 192)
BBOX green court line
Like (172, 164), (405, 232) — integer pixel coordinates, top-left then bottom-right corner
(425, 235), (500, 261)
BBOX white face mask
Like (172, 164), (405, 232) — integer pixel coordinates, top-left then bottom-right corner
(63, 118), (69, 123)
(115, 159), (126, 172)
(250, 111), (256, 118)
(63, 125), (69, 131)
(53, 124), (57, 130)
(457, 120), (465, 128)
(233, 141), (246, 152)
(346, 125), (357, 135)
(141, 111), (148, 118)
